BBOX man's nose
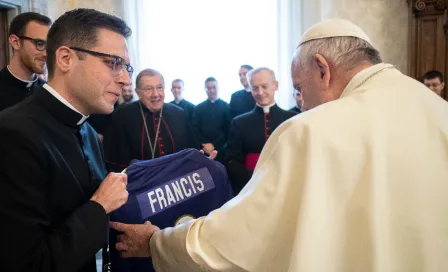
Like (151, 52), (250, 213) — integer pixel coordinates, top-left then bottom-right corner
(118, 70), (132, 86)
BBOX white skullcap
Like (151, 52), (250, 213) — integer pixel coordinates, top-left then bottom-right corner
(298, 18), (372, 47)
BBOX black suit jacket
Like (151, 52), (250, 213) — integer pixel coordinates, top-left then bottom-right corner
(0, 86), (108, 272)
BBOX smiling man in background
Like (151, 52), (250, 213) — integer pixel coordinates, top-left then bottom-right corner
(0, 12), (51, 112)
(225, 67), (296, 194)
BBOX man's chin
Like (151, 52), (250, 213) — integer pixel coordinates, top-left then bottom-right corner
(32, 66), (46, 75)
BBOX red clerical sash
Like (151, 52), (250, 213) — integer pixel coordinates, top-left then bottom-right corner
(245, 153), (260, 170)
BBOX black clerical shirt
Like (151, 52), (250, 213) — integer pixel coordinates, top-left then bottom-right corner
(228, 89), (255, 121)
(0, 66), (45, 112)
(169, 98), (195, 121)
(0, 84), (108, 272)
(289, 106), (302, 114)
(192, 98), (229, 151)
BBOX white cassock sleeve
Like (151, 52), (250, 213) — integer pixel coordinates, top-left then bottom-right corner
(150, 117), (311, 271)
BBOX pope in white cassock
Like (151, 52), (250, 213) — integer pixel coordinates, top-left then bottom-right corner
(110, 19), (448, 271)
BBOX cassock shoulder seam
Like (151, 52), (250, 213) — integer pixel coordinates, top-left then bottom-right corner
(233, 111), (255, 123)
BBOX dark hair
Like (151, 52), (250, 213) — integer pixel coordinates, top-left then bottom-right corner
(136, 69), (164, 88)
(46, 8), (132, 79)
(240, 64), (253, 70)
(172, 78), (184, 86)
(8, 12), (52, 37)
(422, 70), (444, 83)
(204, 77), (217, 85)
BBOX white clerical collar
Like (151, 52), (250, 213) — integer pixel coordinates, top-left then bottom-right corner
(42, 84), (89, 125)
(7, 65), (38, 88)
(245, 87), (251, 93)
(257, 102), (276, 113)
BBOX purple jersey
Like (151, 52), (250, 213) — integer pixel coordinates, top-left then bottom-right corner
(109, 148), (233, 271)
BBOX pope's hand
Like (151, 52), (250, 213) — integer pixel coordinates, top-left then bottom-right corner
(109, 221), (160, 258)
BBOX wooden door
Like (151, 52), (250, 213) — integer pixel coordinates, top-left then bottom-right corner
(408, 0), (448, 100)
(0, 8), (8, 68)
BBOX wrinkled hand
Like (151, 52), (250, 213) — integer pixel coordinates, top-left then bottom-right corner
(109, 221), (160, 258)
(199, 149), (218, 160)
(90, 173), (128, 214)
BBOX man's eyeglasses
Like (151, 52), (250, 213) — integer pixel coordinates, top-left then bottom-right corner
(138, 85), (164, 93)
(70, 47), (134, 78)
(18, 36), (46, 51)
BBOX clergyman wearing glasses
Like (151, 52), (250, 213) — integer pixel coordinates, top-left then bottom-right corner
(0, 12), (51, 112)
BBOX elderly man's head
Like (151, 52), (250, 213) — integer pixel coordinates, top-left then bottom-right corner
(135, 68), (165, 112)
(247, 67), (278, 106)
(291, 19), (382, 111)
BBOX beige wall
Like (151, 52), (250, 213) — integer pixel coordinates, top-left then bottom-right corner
(321, 0), (409, 74)
(47, 0), (123, 21)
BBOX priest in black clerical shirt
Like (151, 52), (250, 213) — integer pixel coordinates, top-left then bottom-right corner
(169, 78), (195, 121)
(228, 65), (255, 121)
(289, 88), (303, 114)
(0, 12), (51, 112)
(191, 77), (229, 161)
(225, 67), (297, 194)
(0, 9), (130, 272)
(104, 69), (200, 173)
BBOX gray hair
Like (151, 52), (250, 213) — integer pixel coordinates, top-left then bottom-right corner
(296, 37), (382, 70)
(136, 68), (165, 88)
(247, 67), (277, 86)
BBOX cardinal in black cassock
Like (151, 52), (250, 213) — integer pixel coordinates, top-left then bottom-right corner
(103, 101), (199, 172)
(103, 69), (200, 173)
